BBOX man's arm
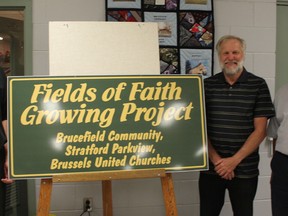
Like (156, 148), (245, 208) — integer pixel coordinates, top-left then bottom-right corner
(207, 138), (221, 164)
(1, 120), (13, 183)
(2, 119), (7, 135)
(208, 138), (235, 180)
(215, 117), (267, 179)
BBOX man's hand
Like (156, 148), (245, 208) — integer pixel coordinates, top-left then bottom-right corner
(214, 157), (240, 180)
(1, 162), (14, 183)
(1, 146), (14, 184)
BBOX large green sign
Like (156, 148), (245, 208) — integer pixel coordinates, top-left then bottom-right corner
(8, 75), (207, 179)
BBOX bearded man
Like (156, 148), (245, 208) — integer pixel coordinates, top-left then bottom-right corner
(199, 35), (275, 216)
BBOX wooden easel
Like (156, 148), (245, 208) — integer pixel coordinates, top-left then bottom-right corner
(37, 169), (178, 216)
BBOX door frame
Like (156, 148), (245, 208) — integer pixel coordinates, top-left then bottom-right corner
(0, 1), (34, 216)
(0, 0), (32, 75)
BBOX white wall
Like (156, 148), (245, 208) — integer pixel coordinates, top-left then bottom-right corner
(276, 4), (288, 91)
(32, 0), (276, 215)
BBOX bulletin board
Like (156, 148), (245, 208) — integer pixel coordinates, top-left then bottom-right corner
(106, 0), (214, 77)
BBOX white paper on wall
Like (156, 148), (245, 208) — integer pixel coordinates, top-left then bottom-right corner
(49, 21), (160, 76)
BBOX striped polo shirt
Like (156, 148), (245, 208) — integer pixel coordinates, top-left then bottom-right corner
(204, 69), (275, 178)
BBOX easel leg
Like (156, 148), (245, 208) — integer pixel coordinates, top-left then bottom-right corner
(161, 173), (178, 216)
(37, 178), (53, 216)
(102, 180), (113, 216)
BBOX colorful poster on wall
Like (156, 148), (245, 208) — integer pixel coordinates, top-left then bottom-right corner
(106, 0), (214, 76)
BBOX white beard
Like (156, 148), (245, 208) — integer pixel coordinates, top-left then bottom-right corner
(221, 60), (244, 76)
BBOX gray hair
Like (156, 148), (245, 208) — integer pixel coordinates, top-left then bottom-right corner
(216, 35), (246, 55)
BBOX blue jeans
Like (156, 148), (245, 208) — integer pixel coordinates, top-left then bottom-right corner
(271, 151), (288, 216)
(199, 172), (258, 216)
